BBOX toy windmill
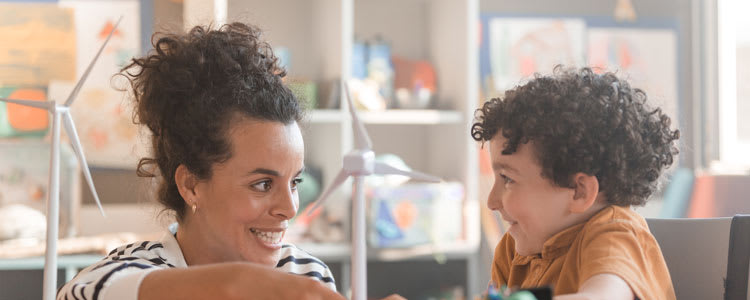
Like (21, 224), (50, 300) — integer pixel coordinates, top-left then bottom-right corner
(0, 18), (120, 300)
(308, 81), (441, 300)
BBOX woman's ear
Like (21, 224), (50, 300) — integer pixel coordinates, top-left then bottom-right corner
(570, 173), (599, 213)
(175, 164), (199, 206)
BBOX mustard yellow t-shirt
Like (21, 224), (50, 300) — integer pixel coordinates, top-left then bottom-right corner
(491, 205), (675, 300)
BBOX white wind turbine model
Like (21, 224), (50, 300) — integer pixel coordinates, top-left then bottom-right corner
(308, 81), (442, 300)
(0, 18), (120, 300)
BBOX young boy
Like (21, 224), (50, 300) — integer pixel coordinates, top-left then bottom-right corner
(472, 66), (679, 300)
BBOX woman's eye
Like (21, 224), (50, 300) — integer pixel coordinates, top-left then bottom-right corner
(251, 180), (272, 192)
(291, 177), (303, 190)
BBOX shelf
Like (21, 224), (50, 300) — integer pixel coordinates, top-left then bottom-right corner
(361, 110), (463, 124)
(297, 240), (480, 263)
(308, 109), (464, 125)
(308, 109), (342, 123)
(0, 254), (102, 271)
(0, 254), (103, 283)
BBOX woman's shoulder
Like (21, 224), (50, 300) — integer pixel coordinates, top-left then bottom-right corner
(101, 240), (177, 267)
(106, 240), (167, 256)
(276, 244), (337, 290)
(57, 240), (174, 300)
(276, 244), (329, 270)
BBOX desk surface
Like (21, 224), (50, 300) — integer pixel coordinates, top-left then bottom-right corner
(0, 254), (102, 270)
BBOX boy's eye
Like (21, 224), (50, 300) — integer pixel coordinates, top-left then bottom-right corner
(291, 177), (303, 190)
(500, 174), (514, 184)
(251, 180), (272, 192)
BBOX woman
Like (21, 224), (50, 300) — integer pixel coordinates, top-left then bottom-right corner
(58, 23), (343, 300)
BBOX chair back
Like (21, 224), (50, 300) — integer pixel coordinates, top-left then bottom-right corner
(727, 215), (750, 300)
(647, 215), (750, 300)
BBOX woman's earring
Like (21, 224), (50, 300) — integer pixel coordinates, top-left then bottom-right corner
(192, 203), (197, 213)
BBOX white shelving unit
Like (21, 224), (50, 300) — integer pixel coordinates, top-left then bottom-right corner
(24, 0), (480, 298)
(224, 0), (481, 297)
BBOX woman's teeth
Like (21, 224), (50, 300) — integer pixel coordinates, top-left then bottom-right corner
(250, 228), (283, 244)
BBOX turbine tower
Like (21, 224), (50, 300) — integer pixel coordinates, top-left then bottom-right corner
(0, 18), (120, 300)
(309, 81), (441, 300)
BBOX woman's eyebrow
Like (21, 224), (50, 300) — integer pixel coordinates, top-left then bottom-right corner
(246, 168), (280, 177)
(246, 167), (306, 177)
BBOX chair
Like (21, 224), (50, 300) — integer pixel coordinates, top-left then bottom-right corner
(646, 215), (750, 300)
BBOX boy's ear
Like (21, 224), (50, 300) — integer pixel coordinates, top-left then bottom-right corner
(570, 173), (599, 213)
(175, 164), (199, 206)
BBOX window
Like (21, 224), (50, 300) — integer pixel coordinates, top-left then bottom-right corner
(714, 0), (750, 170)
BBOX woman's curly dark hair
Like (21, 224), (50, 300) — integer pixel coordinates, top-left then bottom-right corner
(471, 66), (680, 206)
(120, 23), (302, 221)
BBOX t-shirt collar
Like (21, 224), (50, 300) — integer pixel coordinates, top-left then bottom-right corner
(511, 222), (586, 265)
(159, 222), (188, 268)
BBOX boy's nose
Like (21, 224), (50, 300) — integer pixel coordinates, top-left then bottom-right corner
(487, 183), (502, 211)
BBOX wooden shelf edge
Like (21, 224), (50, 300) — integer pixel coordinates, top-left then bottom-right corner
(296, 239), (480, 263)
(308, 109), (464, 125)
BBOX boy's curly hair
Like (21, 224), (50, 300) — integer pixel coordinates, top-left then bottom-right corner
(120, 23), (301, 221)
(471, 66), (680, 206)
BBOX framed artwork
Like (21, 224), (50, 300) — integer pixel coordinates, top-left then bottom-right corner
(482, 17), (587, 94)
(54, 0), (146, 169)
(0, 3), (76, 86)
(587, 27), (679, 127)
(1, 0), (147, 169)
(480, 14), (681, 125)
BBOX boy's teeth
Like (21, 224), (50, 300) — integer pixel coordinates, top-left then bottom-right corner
(250, 229), (283, 244)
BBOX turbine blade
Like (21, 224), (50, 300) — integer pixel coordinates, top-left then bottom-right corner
(0, 97), (52, 110)
(373, 161), (442, 183)
(62, 113), (106, 216)
(306, 169), (350, 216)
(64, 16), (123, 107)
(343, 81), (372, 150)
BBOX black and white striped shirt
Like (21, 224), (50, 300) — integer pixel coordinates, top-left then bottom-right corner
(57, 226), (335, 300)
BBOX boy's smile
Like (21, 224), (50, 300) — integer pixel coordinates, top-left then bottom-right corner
(487, 133), (578, 256)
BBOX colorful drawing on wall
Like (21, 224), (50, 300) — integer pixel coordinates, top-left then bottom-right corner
(0, 4), (76, 86)
(0, 87), (49, 137)
(488, 18), (586, 92)
(48, 0), (145, 168)
(49, 82), (147, 169)
(588, 28), (679, 124)
(58, 0), (140, 87)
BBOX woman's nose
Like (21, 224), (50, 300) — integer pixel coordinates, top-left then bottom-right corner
(271, 187), (298, 220)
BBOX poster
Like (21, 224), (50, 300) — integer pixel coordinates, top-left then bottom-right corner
(51, 0), (146, 168)
(488, 18), (586, 92)
(588, 28), (679, 125)
(0, 4), (76, 86)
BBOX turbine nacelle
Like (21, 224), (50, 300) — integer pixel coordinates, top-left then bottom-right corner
(343, 150), (375, 175)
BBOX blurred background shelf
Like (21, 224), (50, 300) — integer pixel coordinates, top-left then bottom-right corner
(300, 240), (479, 262)
(309, 109), (464, 124)
(225, 0), (482, 297)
